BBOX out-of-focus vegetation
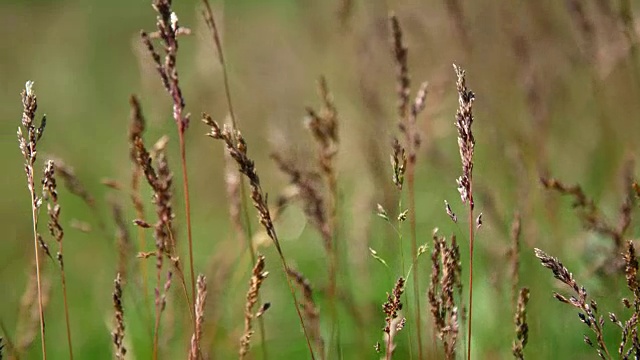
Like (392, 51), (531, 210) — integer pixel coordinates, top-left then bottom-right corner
(2, 0), (640, 359)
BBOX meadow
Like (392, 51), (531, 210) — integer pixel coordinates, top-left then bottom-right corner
(1, 0), (640, 359)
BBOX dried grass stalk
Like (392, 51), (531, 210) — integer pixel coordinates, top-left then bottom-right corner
(239, 256), (268, 359)
(453, 64), (477, 360)
(141, 0), (196, 315)
(383, 277), (406, 360)
(512, 287), (530, 360)
(133, 136), (184, 360)
(42, 160), (73, 359)
(609, 240), (640, 357)
(112, 273), (126, 360)
(388, 15), (428, 358)
(16, 80), (47, 359)
(189, 275), (207, 360)
(534, 248), (612, 358)
(203, 114), (316, 359)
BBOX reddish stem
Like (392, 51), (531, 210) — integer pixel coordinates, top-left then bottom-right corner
(178, 126), (197, 319)
(466, 189), (474, 360)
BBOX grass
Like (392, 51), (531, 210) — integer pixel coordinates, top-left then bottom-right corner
(2, 0), (640, 359)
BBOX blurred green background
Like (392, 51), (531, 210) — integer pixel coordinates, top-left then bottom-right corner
(2, 0), (640, 359)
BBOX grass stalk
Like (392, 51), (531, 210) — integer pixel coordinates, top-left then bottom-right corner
(17, 81), (47, 360)
(42, 160), (73, 359)
(203, 115), (316, 359)
(200, 2), (267, 357)
(466, 196), (474, 360)
(407, 166), (422, 358)
(177, 126), (197, 315)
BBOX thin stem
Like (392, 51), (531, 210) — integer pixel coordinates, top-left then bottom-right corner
(59, 255), (73, 360)
(276, 250), (316, 360)
(466, 192), (474, 360)
(407, 167), (422, 359)
(396, 198), (412, 360)
(178, 127), (197, 320)
(29, 204), (46, 360)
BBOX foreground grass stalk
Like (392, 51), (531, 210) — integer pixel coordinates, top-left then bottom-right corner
(17, 81), (47, 360)
(200, 2), (267, 357)
(42, 160), (73, 360)
(452, 65), (476, 360)
(388, 15), (428, 357)
(140, 0), (197, 324)
(204, 115), (316, 359)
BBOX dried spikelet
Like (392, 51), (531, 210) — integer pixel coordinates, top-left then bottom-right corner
(389, 14), (410, 122)
(239, 255), (268, 359)
(512, 287), (530, 360)
(133, 135), (176, 358)
(203, 116), (279, 248)
(534, 248), (612, 358)
(42, 161), (62, 267)
(287, 268), (324, 359)
(609, 240), (640, 357)
(42, 159), (74, 358)
(134, 137), (174, 258)
(453, 64), (475, 209)
(128, 95), (146, 218)
(428, 231), (461, 360)
(141, 0), (190, 130)
(390, 138), (406, 190)
(112, 273), (126, 360)
(382, 277), (405, 360)
(189, 275), (207, 360)
(389, 15), (425, 164)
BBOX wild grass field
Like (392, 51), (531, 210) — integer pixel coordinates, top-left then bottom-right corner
(2, 0), (640, 359)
